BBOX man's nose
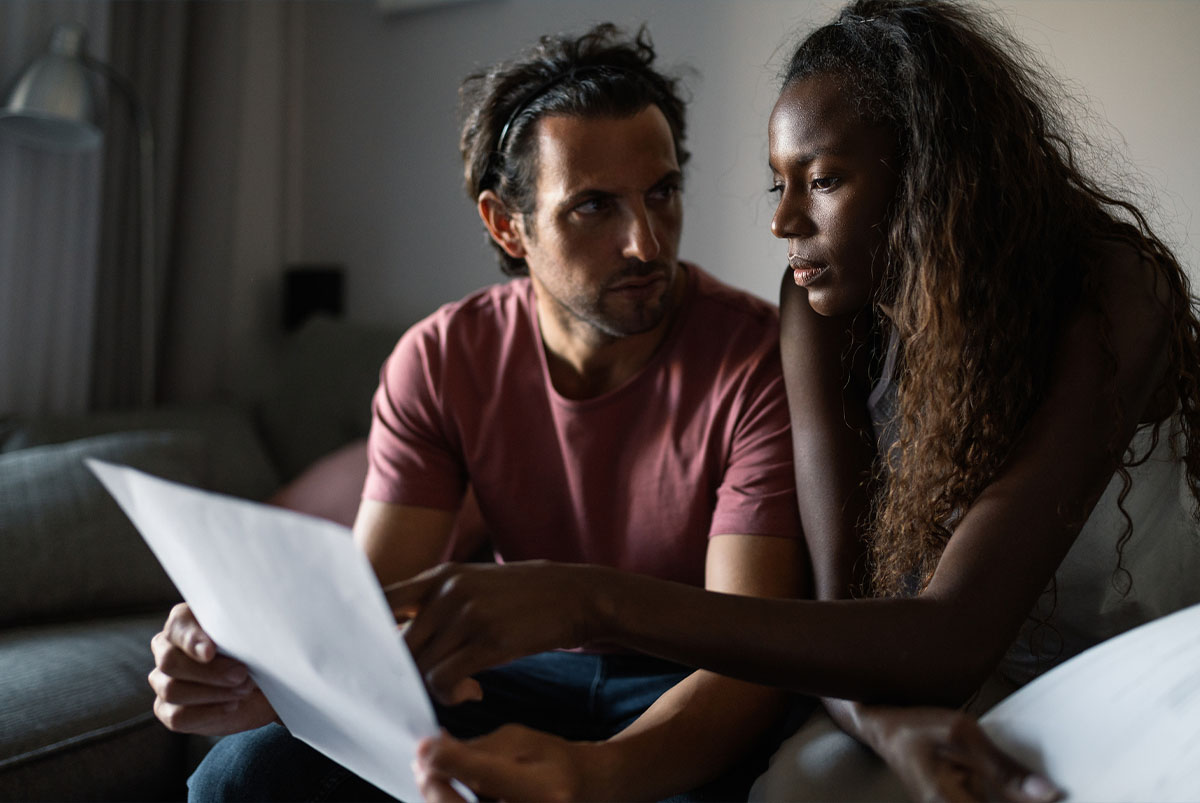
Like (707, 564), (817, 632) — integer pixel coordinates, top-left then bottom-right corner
(622, 205), (662, 263)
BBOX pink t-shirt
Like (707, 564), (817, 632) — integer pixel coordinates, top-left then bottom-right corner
(364, 264), (798, 588)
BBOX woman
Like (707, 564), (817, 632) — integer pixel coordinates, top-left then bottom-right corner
(396, 1), (1200, 799)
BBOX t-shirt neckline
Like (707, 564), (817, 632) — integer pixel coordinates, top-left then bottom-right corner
(526, 262), (697, 408)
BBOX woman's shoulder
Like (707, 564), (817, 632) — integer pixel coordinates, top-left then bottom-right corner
(1086, 237), (1173, 328)
(1079, 236), (1176, 422)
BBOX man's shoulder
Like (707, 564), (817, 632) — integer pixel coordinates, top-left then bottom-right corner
(684, 263), (780, 337)
(409, 278), (533, 340)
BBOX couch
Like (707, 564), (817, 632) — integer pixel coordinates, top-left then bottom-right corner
(0, 317), (402, 801)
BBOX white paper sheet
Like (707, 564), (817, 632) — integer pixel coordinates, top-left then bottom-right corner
(88, 458), (439, 802)
(980, 601), (1200, 802)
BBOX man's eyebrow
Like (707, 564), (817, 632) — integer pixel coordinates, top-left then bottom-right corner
(559, 169), (685, 209)
(559, 187), (616, 209)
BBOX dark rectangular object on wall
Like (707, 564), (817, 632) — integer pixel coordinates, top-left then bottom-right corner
(284, 264), (345, 332)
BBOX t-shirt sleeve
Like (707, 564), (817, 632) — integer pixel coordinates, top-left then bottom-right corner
(361, 322), (466, 510)
(709, 340), (801, 539)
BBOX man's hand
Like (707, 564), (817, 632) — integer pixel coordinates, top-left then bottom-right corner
(413, 725), (597, 803)
(868, 706), (1061, 803)
(148, 602), (277, 735)
(386, 561), (607, 705)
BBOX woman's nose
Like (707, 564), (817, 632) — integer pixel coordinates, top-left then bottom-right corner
(771, 191), (816, 240)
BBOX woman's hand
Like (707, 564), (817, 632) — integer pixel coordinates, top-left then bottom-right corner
(385, 561), (613, 705)
(866, 706), (1061, 803)
(413, 725), (598, 802)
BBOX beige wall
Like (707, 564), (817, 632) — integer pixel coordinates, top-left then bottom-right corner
(168, 0), (1200, 401)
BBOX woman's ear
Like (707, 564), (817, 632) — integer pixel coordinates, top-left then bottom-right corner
(478, 191), (526, 259)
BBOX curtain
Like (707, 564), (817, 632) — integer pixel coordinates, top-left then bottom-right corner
(0, 1), (110, 415)
(90, 0), (191, 410)
(0, 0), (190, 415)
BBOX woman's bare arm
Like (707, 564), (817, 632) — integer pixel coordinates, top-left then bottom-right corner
(391, 249), (1170, 708)
(599, 248), (1171, 703)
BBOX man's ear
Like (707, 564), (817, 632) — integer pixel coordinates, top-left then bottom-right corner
(477, 190), (526, 259)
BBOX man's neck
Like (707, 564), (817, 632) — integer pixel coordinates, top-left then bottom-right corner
(537, 268), (686, 400)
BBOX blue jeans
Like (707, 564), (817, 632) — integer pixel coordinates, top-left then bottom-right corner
(188, 651), (799, 801)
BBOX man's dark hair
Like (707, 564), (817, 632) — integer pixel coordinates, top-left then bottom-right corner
(459, 23), (690, 276)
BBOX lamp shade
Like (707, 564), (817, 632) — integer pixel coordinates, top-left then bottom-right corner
(0, 23), (102, 151)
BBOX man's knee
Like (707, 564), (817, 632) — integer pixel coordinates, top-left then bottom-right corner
(188, 724), (308, 802)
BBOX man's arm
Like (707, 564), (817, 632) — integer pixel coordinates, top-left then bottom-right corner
(353, 498), (457, 586)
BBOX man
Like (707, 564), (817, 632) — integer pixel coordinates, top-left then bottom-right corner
(150, 23), (803, 801)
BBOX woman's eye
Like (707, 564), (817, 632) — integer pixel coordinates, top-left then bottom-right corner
(768, 183), (784, 197)
(648, 183), (681, 203)
(811, 176), (840, 191)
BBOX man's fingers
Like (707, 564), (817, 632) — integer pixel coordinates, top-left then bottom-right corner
(148, 667), (256, 706)
(153, 694), (258, 735)
(418, 732), (561, 803)
(163, 603), (217, 663)
(413, 756), (470, 803)
(417, 773), (469, 803)
(151, 631), (249, 686)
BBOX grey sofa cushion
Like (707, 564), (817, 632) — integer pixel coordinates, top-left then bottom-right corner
(0, 431), (206, 625)
(0, 613), (189, 800)
(0, 403), (281, 502)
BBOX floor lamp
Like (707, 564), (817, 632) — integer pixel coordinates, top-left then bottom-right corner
(0, 22), (157, 407)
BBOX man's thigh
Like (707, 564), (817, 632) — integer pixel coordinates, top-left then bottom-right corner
(189, 652), (689, 802)
(434, 650), (684, 741)
(188, 722), (391, 803)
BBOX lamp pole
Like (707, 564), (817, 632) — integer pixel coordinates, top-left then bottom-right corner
(84, 54), (157, 407)
(0, 23), (157, 407)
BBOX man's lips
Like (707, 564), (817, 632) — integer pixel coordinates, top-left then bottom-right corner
(609, 272), (667, 292)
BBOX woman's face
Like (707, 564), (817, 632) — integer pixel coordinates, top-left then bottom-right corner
(769, 73), (899, 317)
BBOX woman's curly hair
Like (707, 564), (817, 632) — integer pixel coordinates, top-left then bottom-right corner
(784, 0), (1200, 596)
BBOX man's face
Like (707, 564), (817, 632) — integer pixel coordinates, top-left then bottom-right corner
(515, 106), (684, 342)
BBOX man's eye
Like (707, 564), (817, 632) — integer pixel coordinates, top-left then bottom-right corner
(811, 176), (840, 191)
(573, 198), (608, 214)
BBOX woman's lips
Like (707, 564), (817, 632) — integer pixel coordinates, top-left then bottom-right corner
(789, 258), (828, 287)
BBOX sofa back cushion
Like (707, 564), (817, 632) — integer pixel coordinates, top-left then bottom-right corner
(0, 430), (206, 625)
(255, 317), (403, 481)
(0, 403), (280, 501)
